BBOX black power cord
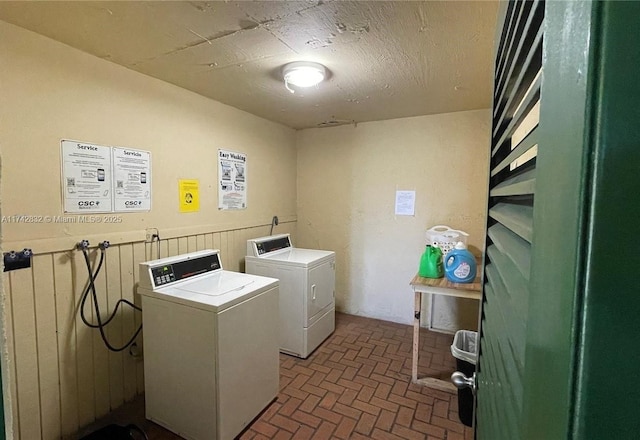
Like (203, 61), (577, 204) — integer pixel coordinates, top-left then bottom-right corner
(79, 241), (143, 352)
(151, 232), (161, 259)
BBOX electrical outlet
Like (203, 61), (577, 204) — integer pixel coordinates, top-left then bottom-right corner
(145, 227), (159, 242)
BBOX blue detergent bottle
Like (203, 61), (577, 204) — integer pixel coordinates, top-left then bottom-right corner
(444, 242), (477, 283)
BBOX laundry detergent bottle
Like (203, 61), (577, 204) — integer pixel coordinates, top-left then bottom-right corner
(444, 242), (477, 283)
(419, 245), (444, 278)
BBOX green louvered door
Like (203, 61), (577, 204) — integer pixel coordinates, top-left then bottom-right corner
(475, 0), (543, 437)
(476, 0), (640, 438)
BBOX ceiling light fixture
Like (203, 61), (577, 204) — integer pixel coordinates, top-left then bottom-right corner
(282, 61), (326, 93)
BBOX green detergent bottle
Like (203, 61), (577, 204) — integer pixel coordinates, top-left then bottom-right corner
(419, 245), (443, 278)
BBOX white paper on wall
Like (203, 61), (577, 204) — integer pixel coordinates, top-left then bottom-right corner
(394, 190), (416, 216)
(218, 149), (247, 210)
(112, 147), (152, 212)
(61, 140), (113, 213)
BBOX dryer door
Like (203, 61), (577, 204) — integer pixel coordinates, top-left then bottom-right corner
(306, 259), (335, 324)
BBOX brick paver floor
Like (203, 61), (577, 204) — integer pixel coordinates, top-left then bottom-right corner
(240, 313), (473, 440)
(78, 312), (474, 440)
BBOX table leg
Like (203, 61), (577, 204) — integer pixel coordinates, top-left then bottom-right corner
(411, 290), (457, 393)
(412, 291), (421, 383)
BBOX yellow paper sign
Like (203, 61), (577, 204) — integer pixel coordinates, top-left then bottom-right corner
(179, 179), (199, 212)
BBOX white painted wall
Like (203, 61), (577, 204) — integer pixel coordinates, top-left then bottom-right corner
(296, 111), (490, 329)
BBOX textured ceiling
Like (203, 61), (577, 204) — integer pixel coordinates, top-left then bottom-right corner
(0, 1), (498, 129)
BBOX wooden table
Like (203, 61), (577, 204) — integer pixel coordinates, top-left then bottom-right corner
(409, 265), (482, 392)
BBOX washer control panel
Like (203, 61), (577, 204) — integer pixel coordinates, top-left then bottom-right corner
(150, 253), (221, 288)
(151, 264), (177, 287)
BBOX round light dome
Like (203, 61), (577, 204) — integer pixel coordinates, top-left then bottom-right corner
(282, 62), (326, 91)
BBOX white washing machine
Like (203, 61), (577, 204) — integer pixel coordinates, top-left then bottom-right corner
(137, 250), (279, 440)
(245, 233), (335, 358)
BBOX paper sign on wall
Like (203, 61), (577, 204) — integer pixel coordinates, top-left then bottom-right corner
(61, 140), (114, 213)
(62, 140), (152, 213)
(395, 190), (416, 216)
(179, 179), (200, 212)
(113, 147), (151, 212)
(218, 149), (247, 210)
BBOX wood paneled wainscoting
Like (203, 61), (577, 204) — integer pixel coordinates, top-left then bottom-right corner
(2, 221), (296, 440)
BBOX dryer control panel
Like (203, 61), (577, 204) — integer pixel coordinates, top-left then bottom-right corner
(247, 234), (292, 256)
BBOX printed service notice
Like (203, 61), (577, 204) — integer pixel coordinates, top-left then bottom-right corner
(113, 147), (151, 212)
(61, 140), (152, 214)
(61, 140), (113, 213)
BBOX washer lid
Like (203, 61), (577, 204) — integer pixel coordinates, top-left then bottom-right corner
(148, 270), (278, 312)
(176, 270), (255, 296)
(257, 248), (335, 267)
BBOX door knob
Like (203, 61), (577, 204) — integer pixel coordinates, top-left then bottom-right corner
(451, 371), (476, 395)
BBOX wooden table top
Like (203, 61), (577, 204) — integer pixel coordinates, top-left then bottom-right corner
(410, 273), (482, 292)
(410, 257), (483, 293)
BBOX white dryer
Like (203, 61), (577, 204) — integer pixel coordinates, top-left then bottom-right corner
(246, 233), (335, 358)
(137, 250), (279, 440)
